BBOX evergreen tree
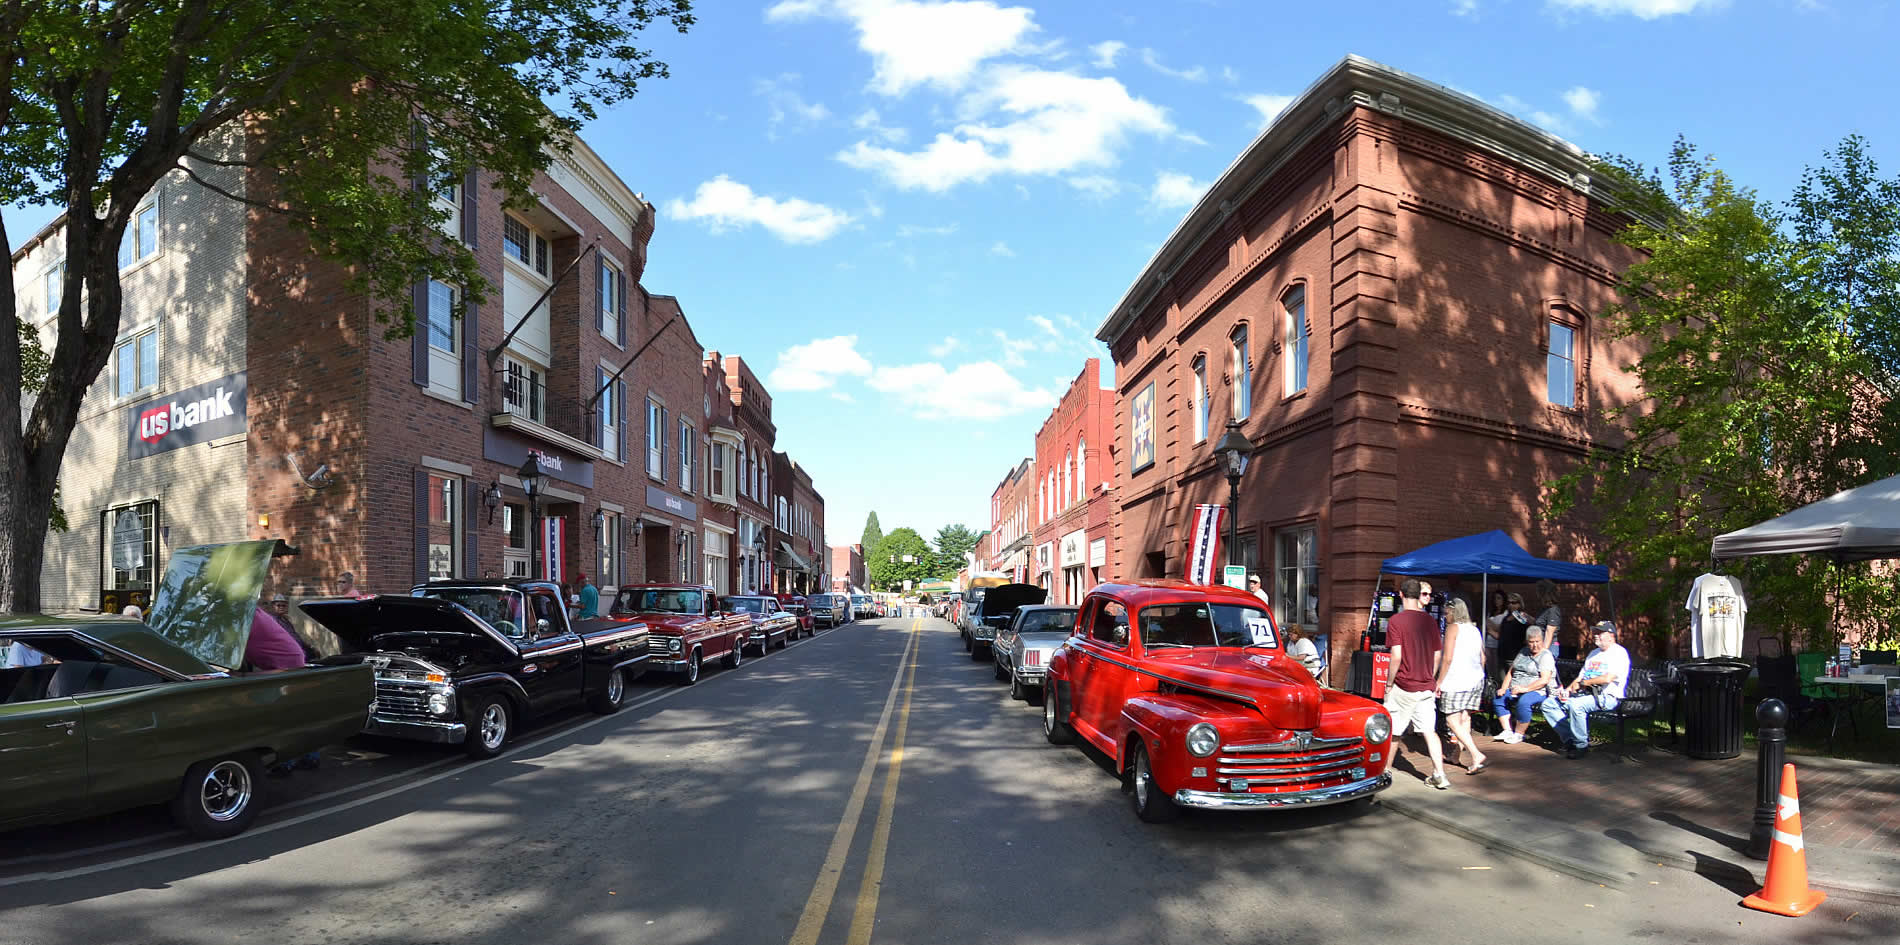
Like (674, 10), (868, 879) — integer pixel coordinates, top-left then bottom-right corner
(860, 512), (884, 559)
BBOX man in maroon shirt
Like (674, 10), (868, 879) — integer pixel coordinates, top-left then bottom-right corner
(1384, 578), (1450, 789)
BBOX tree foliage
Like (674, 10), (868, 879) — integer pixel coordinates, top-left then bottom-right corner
(867, 527), (934, 592)
(0, 1), (694, 611)
(1550, 136), (1900, 650)
(932, 523), (980, 570)
(859, 511), (884, 561)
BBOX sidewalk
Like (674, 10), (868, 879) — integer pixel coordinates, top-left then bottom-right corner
(1374, 731), (1900, 903)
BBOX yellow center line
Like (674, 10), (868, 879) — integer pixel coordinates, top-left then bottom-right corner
(786, 618), (920, 945)
(845, 618), (922, 945)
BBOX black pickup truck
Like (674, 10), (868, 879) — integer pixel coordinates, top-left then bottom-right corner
(301, 580), (650, 758)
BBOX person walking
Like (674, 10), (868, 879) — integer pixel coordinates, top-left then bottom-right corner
(1436, 598), (1489, 775)
(1384, 578), (1451, 789)
(335, 571), (369, 600)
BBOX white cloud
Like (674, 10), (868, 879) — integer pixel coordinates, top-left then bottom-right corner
(768, 335), (875, 392)
(929, 336), (963, 356)
(1547, 0), (1722, 16)
(1562, 85), (1602, 124)
(1452, 0), (1480, 16)
(1028, 314), (1059, 337)
(830, 391), (856, 403)
(1149, 170), (1209, 210)
(1241, 93), (1295, 129)
(664, 175), (854, 244)
(993, 328), (1037, 367)
(867, 360), (1057, 419)
(989, 240), (1015, 256)
(1139, 48), (1207, 82)
(768, 0), (1042, 96)
(839, 65), (1173, 191)
(897, 222), (958, 237)
(1067, 174), (1121, 197)
(853, 108), (910, 143)
(1089, 40), (1126, 69)
(1495, 93), (1567, 133)
(757, 73), (830, 138)
(1221, 65), (1238, 83)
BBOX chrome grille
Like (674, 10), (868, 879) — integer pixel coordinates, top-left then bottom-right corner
(1023, 650), (1043, 667)
(374, 679), (435, 722)
(647, 636), (678, 656)
(1216, 734), (1364, 788)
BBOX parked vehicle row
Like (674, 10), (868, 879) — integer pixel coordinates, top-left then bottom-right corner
(971, 579), (1395, 824)
(806, 593), (853, 629)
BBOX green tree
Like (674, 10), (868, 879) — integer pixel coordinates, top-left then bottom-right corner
(1550, 137), (1900, 650)
(860, 511), (884, 560)
(0, 1), (694, 612)
(932, 524), (981, 571)
(867, 528), (933, 593)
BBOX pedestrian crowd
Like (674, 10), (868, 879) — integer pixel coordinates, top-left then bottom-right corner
(1382, 577), (1631, 789)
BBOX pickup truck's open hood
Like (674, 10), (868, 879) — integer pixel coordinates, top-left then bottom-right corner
(300, 596), (520, 661)
(979, 583), (1046, 621)
(1142, 649), (1321, 730)
(145, 540), (278, 671)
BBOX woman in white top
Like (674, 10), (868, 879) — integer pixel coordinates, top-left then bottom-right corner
(1285, 625), (1323, 681)
(1434, 598), (1489, 774)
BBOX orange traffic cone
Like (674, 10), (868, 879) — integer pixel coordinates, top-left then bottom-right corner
(1742, 763), (1827, 917)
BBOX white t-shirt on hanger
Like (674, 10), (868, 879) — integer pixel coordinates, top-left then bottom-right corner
(1686, 573), (1746, 658)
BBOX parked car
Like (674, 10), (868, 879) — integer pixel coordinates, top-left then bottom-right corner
(608, 584), (751, 685)
(1042, 580), (1392, 823)
(775, 595), (815, 635)
(851, 594), (874, 618)
(1, 540), (375, 839)
(302, 579), (652, 759)
(807, 593), (849, 628)
(961, 583), (1045, 659)
(992, 604), (1078, 702)
(725, 595), (800, 654)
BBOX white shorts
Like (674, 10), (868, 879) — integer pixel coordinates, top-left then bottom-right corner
(1383, 686), (1438, 737)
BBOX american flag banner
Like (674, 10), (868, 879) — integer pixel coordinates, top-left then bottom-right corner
(1185, 504), (1225, 585)
(542, 517), (565, 583)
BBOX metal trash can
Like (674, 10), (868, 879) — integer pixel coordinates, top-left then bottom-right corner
(1345, 650), (1375, 698)
(1678, 658), (1751, 760)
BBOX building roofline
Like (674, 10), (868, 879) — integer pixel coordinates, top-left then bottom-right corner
(1095, 54), (1602, 346)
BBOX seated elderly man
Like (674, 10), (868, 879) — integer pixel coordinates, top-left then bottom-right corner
(1540, 620), (1631, 759)
(1492, 626), (1555, 744)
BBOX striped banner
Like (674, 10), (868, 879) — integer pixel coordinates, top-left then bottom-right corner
(543, 517), (565, 583)
(1186, 504), (1225, 585)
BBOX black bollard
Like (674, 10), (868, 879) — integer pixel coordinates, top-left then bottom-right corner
(1747, 698), (1788, 860)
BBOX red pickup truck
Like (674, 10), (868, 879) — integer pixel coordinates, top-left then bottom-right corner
(609, 584), (751, 685)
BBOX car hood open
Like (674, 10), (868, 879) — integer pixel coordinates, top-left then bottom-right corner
(980, 583), (1046, 619)
(300, 596), (520, 661)
(144, 540), (278, 672)
(1142, 649), (1321, 730)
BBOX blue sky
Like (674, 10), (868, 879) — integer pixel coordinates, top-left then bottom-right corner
(14, 1), (1897, 552)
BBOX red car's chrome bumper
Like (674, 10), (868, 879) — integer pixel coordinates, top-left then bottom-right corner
(1173, 773), (1390, 810)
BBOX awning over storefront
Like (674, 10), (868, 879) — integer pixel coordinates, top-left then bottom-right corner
(775, 541), (814, 572)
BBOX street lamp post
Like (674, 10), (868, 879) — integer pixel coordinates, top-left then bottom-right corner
(518, 455), (546, 579)
(1213, 420), (1256, 573)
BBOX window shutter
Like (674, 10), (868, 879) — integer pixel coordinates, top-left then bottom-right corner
(464, 478), (480, 578)
(461, 170), (478, 246)
(617, 270), (628, 347)
(461, 300), (478, 403)
(411, 280), (429, 385)
(413, 469), (430, 585)
(586, 369), (601, 446)
(596, 258), (606, 336)
(615, 516), (624, 589)
(616, 381), (626, 465)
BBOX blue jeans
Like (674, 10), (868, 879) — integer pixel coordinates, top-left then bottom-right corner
(1494, 690), (1547, 725)
(1541, 691), (1618, 748)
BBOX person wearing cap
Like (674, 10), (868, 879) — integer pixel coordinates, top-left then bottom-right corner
(1540, 620), (1631, 759)
(1247, 574), (1270, 608)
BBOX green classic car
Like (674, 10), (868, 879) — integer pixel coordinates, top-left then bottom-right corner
(0, 541), (374, 839)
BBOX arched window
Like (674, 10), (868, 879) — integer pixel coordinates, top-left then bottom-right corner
(1231, 325), (1251, 420)
(1192, 355), (1209, 443)
(1064, 456), (1074, 507)
(1080, 441), (1089, 496)
(1283, 286), (1308, 395)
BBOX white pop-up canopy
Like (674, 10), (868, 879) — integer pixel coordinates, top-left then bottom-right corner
(1712, 472), (1900, 562)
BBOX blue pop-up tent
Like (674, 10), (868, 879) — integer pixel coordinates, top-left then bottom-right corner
(1381, 530), (1610, 584)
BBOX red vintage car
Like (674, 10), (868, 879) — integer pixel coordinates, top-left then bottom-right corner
(609, 584), (751, 685)
(1042, 580), (1392, 822)
(774, 594), (815, 634)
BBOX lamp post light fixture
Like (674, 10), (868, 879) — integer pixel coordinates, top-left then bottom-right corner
(483, 480), (503, 524)
(592, 507), (606, 540)
(1212, 420), (1256, 569)
(518, 455), (546, 579)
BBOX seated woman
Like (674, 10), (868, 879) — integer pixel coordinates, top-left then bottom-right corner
(1285, 626), (1324, 679)
(1492, 626), (1556, 744)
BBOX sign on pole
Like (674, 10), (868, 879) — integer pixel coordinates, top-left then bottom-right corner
(1223, 565), (1248, 590)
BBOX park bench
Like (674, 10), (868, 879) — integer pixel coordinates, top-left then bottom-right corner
(1552, 657), (1658, 754)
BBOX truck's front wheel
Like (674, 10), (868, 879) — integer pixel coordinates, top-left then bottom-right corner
(464, 694), (512, 759)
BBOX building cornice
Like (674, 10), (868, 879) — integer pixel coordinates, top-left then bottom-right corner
(1096, 54), (1605, 347)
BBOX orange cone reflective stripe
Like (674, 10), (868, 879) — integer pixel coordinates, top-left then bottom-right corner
(1741, 763), (1827, 917)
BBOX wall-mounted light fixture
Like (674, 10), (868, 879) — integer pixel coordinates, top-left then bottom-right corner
(484, 480), (503, 523)
(592, 508), (606, 539)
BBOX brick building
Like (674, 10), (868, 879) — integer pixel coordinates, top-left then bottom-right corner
(1029, 359), (1115, 605)
(1095, 56), (1642, 679)
(986, 458), (1035, 581)
(722, 356), (776, 595)
(15, 128), (827, 628)
(700, 349), (740, 594)
(829, 543), (865, 594)
(772, 451), (826, 594)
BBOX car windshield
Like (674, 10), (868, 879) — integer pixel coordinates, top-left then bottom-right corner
(1017, 610), (1077, 634)
(619, 589), (703, 615)
(417, 588), (523, 630)
(1137, 603), (1277, 650)
(726, 597), (768, 614)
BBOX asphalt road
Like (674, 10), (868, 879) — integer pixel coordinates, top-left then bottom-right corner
(1, 615), (1893, 944)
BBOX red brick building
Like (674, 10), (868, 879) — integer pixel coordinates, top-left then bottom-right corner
(1028, 358), (1115, 605)
(1096, 57), (1643, 678)
(986, 458), (1034, 581)
(772, 451), (826, 594)
(723, 356), (776, 594)
(701, 348), (741, 593)
(830, 543), (865, 593)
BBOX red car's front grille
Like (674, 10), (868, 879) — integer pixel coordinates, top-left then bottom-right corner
(1215, 735), (1364, 789)
(1023, 650), (1042, 667)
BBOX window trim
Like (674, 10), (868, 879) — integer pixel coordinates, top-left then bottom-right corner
(1544, 300), (1589, 412)
(114, 327), (160, 401)
(502, 213), (551, 280)
(119, 202), (160, 272)
(679, 420), (694, 492)
(1281, 285), (1308, 397)
(646, 398), (665, 480)
(599, 255), (622, 343)
(1191, 354), (1209, 443)
(1231, 323), (1251, 420)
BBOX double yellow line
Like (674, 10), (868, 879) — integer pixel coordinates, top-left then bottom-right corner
(787, 617), (922, 945)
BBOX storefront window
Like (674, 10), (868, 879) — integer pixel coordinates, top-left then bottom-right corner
(428, 474), (461, 580)
(1275, 526), (1318, 630)
(705, 529), (730, 594)
(597, 511), (619, 590)
(101, 501), (159, 595)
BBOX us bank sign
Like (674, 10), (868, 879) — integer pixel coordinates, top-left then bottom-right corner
(125, 372), (248, 459)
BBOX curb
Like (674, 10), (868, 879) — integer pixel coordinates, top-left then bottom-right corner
(1376, 789), (1636, 890)
(1613, 824), (1900, 907)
